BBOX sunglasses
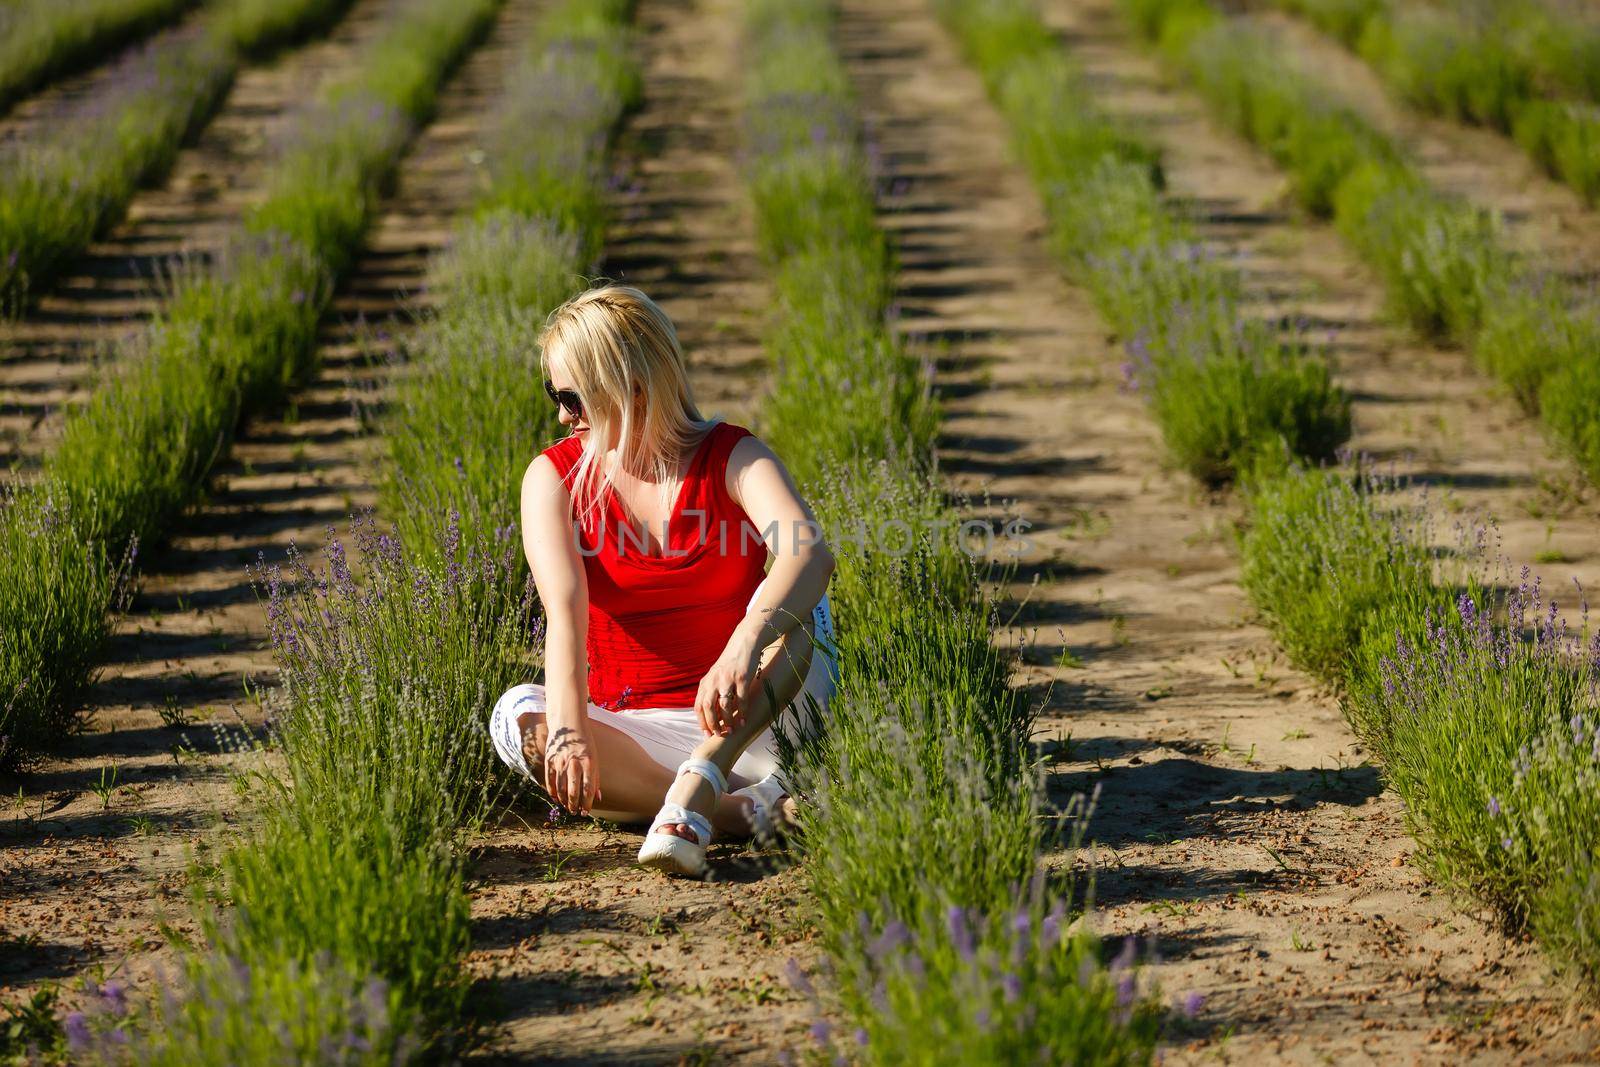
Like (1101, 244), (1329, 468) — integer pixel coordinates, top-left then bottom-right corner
(543, 379), (584, 419)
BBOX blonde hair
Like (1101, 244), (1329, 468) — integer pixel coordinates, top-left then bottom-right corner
(538, 284), (718, 529)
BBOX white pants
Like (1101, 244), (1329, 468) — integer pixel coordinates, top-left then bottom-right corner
(488, 583), (837, 820)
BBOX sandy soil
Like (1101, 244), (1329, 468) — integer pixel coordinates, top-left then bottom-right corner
(463, 2), (817, 1061)
(834, 0), (1600, 1061)
(0, 0), (390, 470)
(0, 0), (533, 1015)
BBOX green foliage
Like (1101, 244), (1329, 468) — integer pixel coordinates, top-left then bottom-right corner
(0, 0), (363, 312)
(377, 0), (639, 566)
(50, 241), (328, 549)
(1238, 462), (1433, 686)
(1121, 0), (1600, 998)
(750, 1), (1159, 1059)
(833, 885), (1164, 1066)
(1359, 8), (1533, 131)
(1275, 0), (1380, 46)
(1503, 716), (1600, 989)
(1331, 163), (1504, 340)
(1540, 350), (1600, 483)
(122, 5), (634, 1061)
(0, 0), (498, 770)
(73, 947), (418, 1064)
(1512, 99), (1600, 205)
(0, 486), (130, 771)
(949, 1), (1349, 486)
(0, 0), (195, 117)
(0, 34), (234, 313)
(1133, 0), (1600, 494)
(0, 985), (66, 1062)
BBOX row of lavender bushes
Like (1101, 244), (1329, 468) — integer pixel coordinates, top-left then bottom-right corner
(1267, 0), (1600, 206)
(932, 0), (1349, 489)
(0, 0), (364, 312)
(375, 0), (640, 564)
(0, 0), (196, 118)
(742, 0), (1163, 1061)
(55, 2), (635, 1063)
(1241, 462), (1600, 991)
(1040, 0), (1600, 996)
(0, 0), (491, 758)
(1118, 0), (1600, 490)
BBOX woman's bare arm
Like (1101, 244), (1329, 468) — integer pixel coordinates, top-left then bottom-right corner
(694, 434), (836, 735)
(521, 455), (600, 813)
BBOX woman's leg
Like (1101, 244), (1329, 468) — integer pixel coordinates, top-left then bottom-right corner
(657, 620), (817, 841)
(487, 684), (766, 834)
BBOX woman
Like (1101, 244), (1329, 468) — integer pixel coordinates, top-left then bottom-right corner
(487, 284), (838, 878)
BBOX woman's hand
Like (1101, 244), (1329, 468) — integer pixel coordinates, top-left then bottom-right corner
(695, 634), (764, 737)
(545, 719), (601, 815)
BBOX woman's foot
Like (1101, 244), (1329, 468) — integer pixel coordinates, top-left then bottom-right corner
(729, 774), (797, 841)
(638, 759), (726, 877)
(657, 791), (795, 840)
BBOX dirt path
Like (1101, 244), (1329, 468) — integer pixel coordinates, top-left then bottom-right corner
(0, 0), (533, 1011)
(836, 0), (1600, 1061)
(1246, 4), (1600, 286)
(0, 0), (390, 471)
(464, 3), (812, 1062)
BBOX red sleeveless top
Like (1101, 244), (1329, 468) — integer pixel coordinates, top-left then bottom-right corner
(540, 421), (769, 711)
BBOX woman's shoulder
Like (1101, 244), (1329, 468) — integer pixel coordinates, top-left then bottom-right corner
(537, 432), (585, 477)
(708, 419), (757, 451)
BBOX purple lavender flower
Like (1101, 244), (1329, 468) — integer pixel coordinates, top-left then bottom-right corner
(1110, 935), (1137, 973)
(784, 957), (813, 996)
(1180, 990), (1205, 1018)
(809, 1018), (832, 1046)
(100, 979), (128, 1016)
(946, 905), (974, 960)
(1487, 796), (1501, 817)
(869, 919), (909, 962)
(64, 1011), (90, 1050)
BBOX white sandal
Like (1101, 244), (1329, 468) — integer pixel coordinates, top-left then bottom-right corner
(731, 771), (794, 844)
(637, 757), (727, 877)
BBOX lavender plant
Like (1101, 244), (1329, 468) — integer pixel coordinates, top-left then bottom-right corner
(789, 874), (1163, 1065)
(0, 0), (362, 312)
(1123, 0), (1600, 492)
(0, 0), (499, 769)
(1271, 0), (1600, 205)
(257, 513), (537, 843)
(1361, 574), (1595, 917)
(0, 0), (195, 118)
(135, 513), (538, 1060)
(1503, 705), (1600, 987)
(1239, 460), (1434, 686)
(0, 484), (131, 771)
(743, 0), (938, 484)
(0, 28), (233, 312)
(938, 0), (1350, 487)
(746, 1), (1158, 1058)
(376, 0), (639, 566)
(68, 949), (422, 1065)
